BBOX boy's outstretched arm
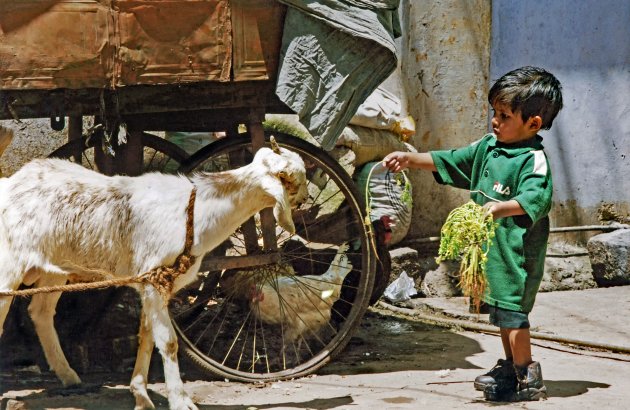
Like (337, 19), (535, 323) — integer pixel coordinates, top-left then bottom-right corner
(382, 151), (437, 173)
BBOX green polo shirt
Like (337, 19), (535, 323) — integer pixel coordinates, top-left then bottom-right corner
(430, 133), (552, 312)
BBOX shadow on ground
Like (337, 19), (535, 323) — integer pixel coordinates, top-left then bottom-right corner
(197, 395), (354, 410)
(319, 309), (485, 374)
(0, 309), (614, 409)
(545, 380), (610, 397)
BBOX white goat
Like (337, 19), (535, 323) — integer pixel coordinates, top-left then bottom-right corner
(0, 127), (307, 410)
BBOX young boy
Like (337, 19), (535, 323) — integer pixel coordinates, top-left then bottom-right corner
(382, 66), (563, 401)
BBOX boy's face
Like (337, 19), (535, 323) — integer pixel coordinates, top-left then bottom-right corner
(491, 103), (541, 144)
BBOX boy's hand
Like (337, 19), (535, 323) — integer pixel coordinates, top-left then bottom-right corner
(382, 152), (437, 172)
(482, 199), (526, 220)
(382, 151), (410, 172)
(482, 202), (496, 220)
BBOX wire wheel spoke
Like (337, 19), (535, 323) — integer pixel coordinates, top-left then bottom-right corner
(170, 132), (375, 382)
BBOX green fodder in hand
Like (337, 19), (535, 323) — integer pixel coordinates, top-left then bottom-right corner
(436, 201), (497, 313)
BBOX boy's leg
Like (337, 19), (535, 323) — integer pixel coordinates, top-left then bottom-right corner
(507, 328), (546, 400)
(474, 328), (517, 392)
(479, 307), (527, 400)
(506, 327), (532, 367)
(500, 328), (513, 360)
(488, 327), (546, 401)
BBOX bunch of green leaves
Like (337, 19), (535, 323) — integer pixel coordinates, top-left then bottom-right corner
(436, 201), (497, 312)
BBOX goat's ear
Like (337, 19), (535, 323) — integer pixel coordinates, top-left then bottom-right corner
(273, 189), (296, 234)
(261, 175), (296, 234)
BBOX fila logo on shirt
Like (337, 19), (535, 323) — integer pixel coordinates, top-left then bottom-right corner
(493, 181), (511, 196)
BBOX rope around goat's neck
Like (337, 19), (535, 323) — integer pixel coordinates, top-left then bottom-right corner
(138, 187), (197, 297)
(0, 187), (198, 299)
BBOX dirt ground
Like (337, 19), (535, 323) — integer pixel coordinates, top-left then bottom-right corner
(1, 305), (629, 410)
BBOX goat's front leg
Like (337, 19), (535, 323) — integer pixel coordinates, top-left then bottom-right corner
(28, 275), (82, 386)
(141, 288), (198, 410)
(130, 309), (157, 410)
(0, 272), (22, 340)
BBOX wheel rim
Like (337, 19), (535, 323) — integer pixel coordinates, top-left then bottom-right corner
(170, 133), (376, 381)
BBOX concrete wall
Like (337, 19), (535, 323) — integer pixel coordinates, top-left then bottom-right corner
(0, 119), (66, 175)
(399, 0), (492, 235)
(490, 0), (630, 231)
(397, 0), (629, 239)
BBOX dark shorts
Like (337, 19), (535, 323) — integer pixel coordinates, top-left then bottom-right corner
(488, 305), (530, 329)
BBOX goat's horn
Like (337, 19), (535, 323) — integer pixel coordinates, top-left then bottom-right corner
(269, 135), (281, 154)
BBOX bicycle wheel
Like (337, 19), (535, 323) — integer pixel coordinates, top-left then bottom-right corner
(48, 131), (189, 173)
(170, 132), (376, 382)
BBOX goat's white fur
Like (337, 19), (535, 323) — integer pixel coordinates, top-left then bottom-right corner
(0, 130), (307, 410)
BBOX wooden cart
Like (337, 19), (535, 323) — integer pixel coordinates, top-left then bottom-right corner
(0, 0), (380, 381)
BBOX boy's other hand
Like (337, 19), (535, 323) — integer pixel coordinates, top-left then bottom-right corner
(382, 151), (410, 172)
(482, 202), (496, 220)
(482, 199), (526, 220)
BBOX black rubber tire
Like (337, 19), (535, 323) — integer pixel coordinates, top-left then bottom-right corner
(170, 132), (376, 382)
(48, 131), (189, 173)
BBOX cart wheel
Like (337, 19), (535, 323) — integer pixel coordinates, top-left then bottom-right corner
(48, 131), (189, 173)
(170, 133), (376, 382)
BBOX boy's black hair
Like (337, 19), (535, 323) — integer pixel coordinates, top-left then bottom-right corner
(488, 66), (563, 130)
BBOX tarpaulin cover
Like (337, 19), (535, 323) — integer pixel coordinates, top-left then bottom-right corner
(275, 0), (400, 150)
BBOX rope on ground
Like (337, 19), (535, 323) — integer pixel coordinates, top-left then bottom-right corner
(377, 300), (630, 355)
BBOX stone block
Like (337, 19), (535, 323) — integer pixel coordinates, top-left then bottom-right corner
(539, 242), (596, 292)
(587, 229), (630, 286)
(389, 246), (438, 282)
(420, 260), (462, 298)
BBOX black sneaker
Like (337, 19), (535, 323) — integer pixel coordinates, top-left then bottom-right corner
(474, 358), (515, 391)
(512, 361), (547, 401)
(483, 378), (517, 402)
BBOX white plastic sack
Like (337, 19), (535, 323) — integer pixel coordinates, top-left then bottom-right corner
(350, 86), (402, 129)
(349, 86), (415, 139)
(355, 161), (412, 245)
(383, 270), (417, 303)
(336, 125), (416, 167)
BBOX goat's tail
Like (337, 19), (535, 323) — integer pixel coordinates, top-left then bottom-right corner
(0, 125), (13, 176)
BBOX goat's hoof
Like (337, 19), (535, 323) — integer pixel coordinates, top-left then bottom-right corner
(134, 399), (156, 410)
(170, 394), (198, 410)
(60, 371), (82, 387)
(133, 392), (156, 410)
